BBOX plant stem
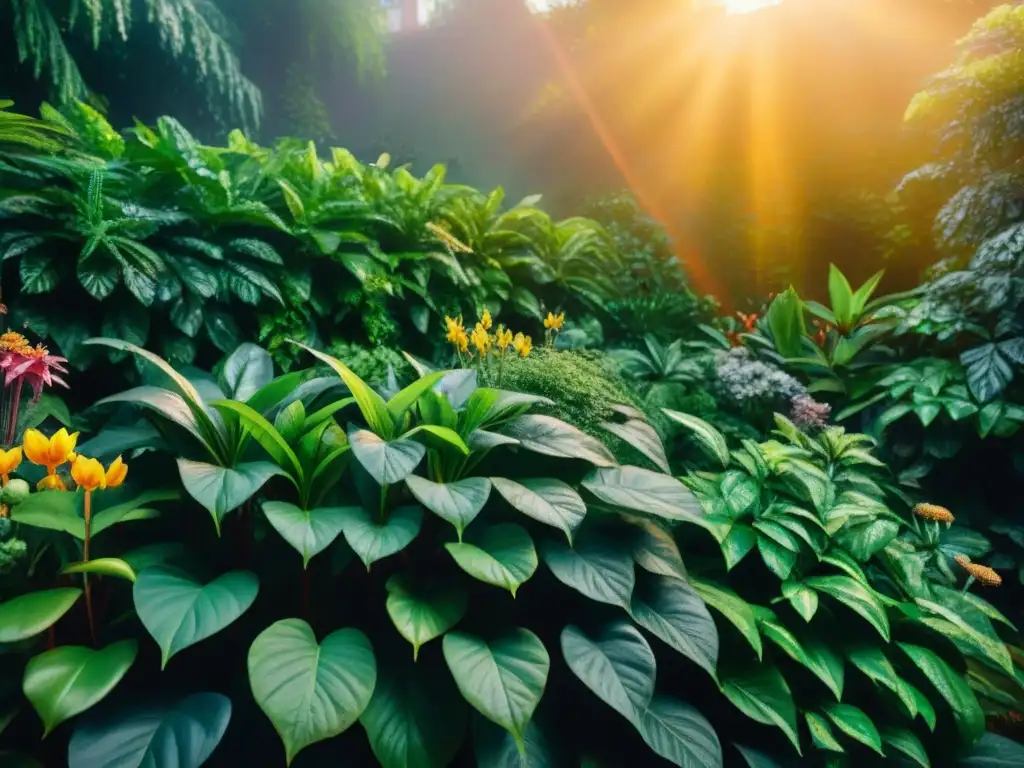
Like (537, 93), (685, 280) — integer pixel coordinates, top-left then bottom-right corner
(301, 567), (310, 620)
(4, 382), (21, 445)
(83, 490), (96, 646)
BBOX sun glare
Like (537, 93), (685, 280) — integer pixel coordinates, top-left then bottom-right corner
(720, 0), (784, 14)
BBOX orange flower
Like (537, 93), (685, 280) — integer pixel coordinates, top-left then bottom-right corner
(955, 554), (1002, 587)
(71, 455), (106, 492)
(913, 503), (954, 524)
(104, 456), (128, 489)
(737, 312), (758, 333)
(36, 473), (66, 491)
(0, 447), (22, 480)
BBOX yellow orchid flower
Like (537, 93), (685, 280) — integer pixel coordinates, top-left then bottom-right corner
(0, 447), (22, 482)
(544, 312), (565, 331)
(480, 308), (493, 331)
(36, 474), (66, 491)
(24, 428), (79, 474)
(71, 455), (107, 492)
(495, 326), (513, 351)
(470, 323), (491, 355)
(105, 456), (128, 489)
(513, 333), (533, 358)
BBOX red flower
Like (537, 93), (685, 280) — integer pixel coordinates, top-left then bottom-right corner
(736, 312), (759, 333)
(2, 339), (68, 401)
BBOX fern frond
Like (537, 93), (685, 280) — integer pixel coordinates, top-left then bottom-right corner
(0, 100), (70, 152)
(12, 0), (90, 104)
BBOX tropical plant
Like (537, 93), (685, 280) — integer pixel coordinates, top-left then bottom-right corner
(670, 409), (1024, 763)
(0, 99), (68, 151)
(609, 334), (703, 388)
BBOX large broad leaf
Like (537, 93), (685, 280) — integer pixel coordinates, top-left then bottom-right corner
(23, 640), (138, 737)
(639, 696), (723, 768)
(561, 623), (655, 730)
(662, 410), (730, 469)
(805, 575), (890, 641)
(133, 567), (259, 668)
(599, 419), (670, 474)
(349, 429), (426, 485)
(957, 733), (1024, 766)
(248, 619), (377, 765)
(540, 530), (635, 608)
(12, 489), (176, 539)
(472, 715), (560, 768)
(688, 578), (762, 659)
(67, 692), (231, 768)
(262, 501), (348, 567)
(914, 599), (1014, 676)
(720, 666), (801, 754)
(630, 519), (688, 582)
(95, 387), (214, 456)
(827, 264), (855, 328)
(881, 727), (929, 768)
(446, 524), (537, 596)
(490, 477), (586, 543)
(221, 343), (274, 401)
(406, 475), (491, 540)
(629, 574), (719, 678)
(290, 341), (394, 437)
(443, 629), (549, 754)
(0, 588), (81, 643)
(962, 342), (1015, 403)
(385, 574), (467, 661)
(822, 702), (884, 755)
(766, 287), (807, 358)
(338, 505), (424, 569)
(502, 415), (616, 467)
(177, 459), (283, 535)
(359, 659), (466, 768)
(582, 467), (703, 524)
(898, 642), (985, 743)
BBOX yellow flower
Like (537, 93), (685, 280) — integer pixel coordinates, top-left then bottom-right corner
(445, 316), (470, 353)
(495, 326), (513, 351)
(0, 331), (31, 353)
(480, 308), (493, 331)
(544, 312), (565, 331)
(24, 428), (79, 473)
(0, 447), (22, 479)
(105, 456), (128, 489)
(513, 333), (533, 358)
(36, 474), (66, 491)
(955, 554), (1002, 587)
(71, 455), (106, 492)
(913, 503), (954, 524)
(470, 323), (491, 355)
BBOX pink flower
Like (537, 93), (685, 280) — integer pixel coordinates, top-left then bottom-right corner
(789, 394), (831, 431)
(0, 333), (68, 402)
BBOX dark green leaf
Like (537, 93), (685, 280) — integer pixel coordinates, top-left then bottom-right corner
(491, 477), (586, 543)
(338, 505), (423, 569)
(406, 475), (491, 540)
(503, 415), (616, 467)
(721, 665), (801, 753)
(583, 467), (703, 523)
(262, 502), (348, 568)
(0, 588), (82, 643)
(629, 574), (718, 677)
(446, 524), (537, 596)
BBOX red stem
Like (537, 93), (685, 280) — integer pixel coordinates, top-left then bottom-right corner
(4, 382), (21, 445)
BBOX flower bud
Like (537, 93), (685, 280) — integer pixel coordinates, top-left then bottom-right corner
(1, 478), (31, 506)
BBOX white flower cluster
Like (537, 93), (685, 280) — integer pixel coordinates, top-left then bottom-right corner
(713, 347), (806, 405)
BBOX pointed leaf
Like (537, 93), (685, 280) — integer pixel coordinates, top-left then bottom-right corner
(663, 410), (730, 469)
(721, 666), (801, 754)
(599, 419), (670, 473)
(491, 477), (586, 543)
(629, 574), (718, 677)
(177, 459), (283, 534)
(583, 467), (703, 523)
(338, 505), (423, 569)
(385, 574), (468, 661)
(540, 531), (635, 608)
(0, 589), (82, 643)
(805, 575), (890, 640)
(262, 502), (348, 567)
(502, 415), (616, 467)
(639, 696), (723, 768)
(61, 558), (136, 583)
(350, 429), (426, 485)
(406, 475), (491, 540)
(446, 524), (537, 596)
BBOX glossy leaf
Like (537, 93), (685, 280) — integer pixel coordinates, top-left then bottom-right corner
(68, 692), (231, 768)
(882, 727), (929, 767)
(248, 619), (376, 765)
(61, 558), (136, 583)
(385, 574), (467, 660)
(0, 589), (82, 643)
(490, 477), (586, 543)
(338, 505), (424, 569)
(221, 343), (273, 401)
(806, 712), (844, 753)
(502, 414), (616, 467)
(822, 702), (884, 755)
(721, 666), (801, 754)
(689, 578), (762, 659)
(349, 429), (426, 485)
(599, 419), (670, 473)
(629, 574), (718, 678)
(23, 640), (138, 737)
(262, 501), (348, 567)
(898, 642), (985, 742)
(540, 532), (635, 608)
(639, 696), (723, 768)
(582, 467), (703, 523)
(134, 567), (259, 668)
(446, 524), (537, 596)
(443, 629), (549, 754)
(561, 622), (656, 729)
(805, 575), (890, 641)
(662, 410), (730, 469)
(781, 580), (819, 622)
(177, 459), (283, 534)
(406, 475), (491, 540)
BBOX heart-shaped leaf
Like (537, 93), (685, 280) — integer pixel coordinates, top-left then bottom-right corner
(23, 640), (138, 736)
(349, 429), (425, 485)
(262, 501), (348, 567)
(359, 658), (466, 768)
(133, 567), (259, 668)
(385, 573), (468, 660)
(443, 629), (549, 754)
(583, 467), (703, 523)
(405, 475), (490, 540)
(490, 477), (586, 543)
(446, 524), (537, 596)
(338, 505), (424, 569)
(629, 574), (719, 678)
(561, 623), (655, 729)
(540, 532), (635, 609)
(177, 459), (283, 534)
(639, 696), (723, 768)
(68, 692), (231, 768)
(248, 619), (376, 765)
(0, 588), (81, 643)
